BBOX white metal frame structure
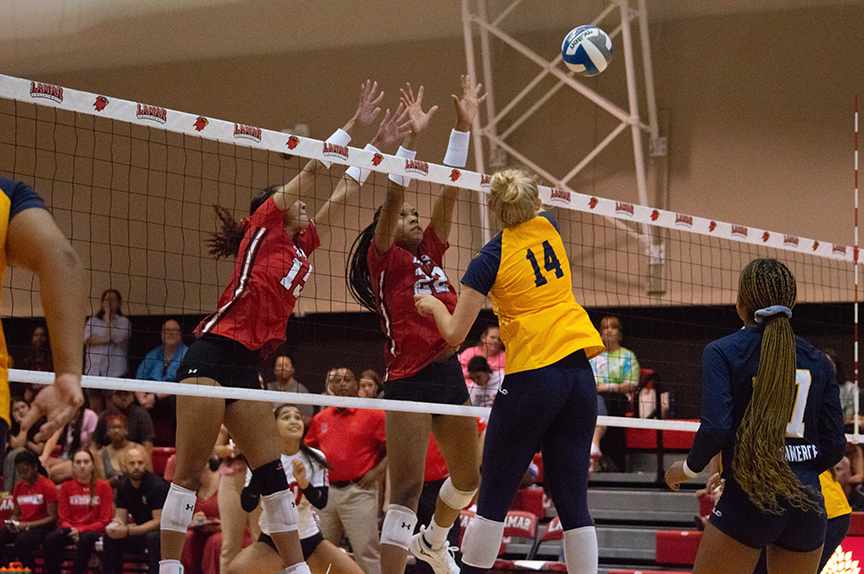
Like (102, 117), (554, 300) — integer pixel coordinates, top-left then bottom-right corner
(462, 0), (667, 293)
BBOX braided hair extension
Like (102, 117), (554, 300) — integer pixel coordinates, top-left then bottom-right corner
(346, 206), (383, 313)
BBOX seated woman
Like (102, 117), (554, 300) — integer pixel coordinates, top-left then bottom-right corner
(181, 458), (222, 574)
(42, 449), (113, 574)
(41, 404), (98, 483)
(92, 414), (142, 485)
(3, 396), (45, 491)
(228, 404), (364, 574)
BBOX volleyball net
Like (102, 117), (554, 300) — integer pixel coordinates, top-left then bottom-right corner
(0, 73), (855, 434)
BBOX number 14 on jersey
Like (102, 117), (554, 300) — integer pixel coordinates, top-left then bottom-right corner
(526, 241), (563, 287)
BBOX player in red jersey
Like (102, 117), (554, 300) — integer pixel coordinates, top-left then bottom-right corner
(158, 82), (410, 574)
(347, 76), (486, 574)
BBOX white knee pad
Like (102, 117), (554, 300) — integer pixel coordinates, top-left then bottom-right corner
(261, 489), (299, 534)
(380, 504), (417, 550)
(438, 477), (476, 510)
(461, 515), (505, 569)
(563, 526), (598, 574)
(161, 483), (198, 533)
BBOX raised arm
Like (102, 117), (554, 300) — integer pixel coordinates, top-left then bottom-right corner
(273, 80), (385, 212)
(373, 84), (438, 254)
(314, 103), (411, 244)
(9, 207), (86, 441)
(429, 75), (486, 243)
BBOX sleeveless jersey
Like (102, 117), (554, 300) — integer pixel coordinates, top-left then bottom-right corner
(0, 178), (48, 426)
(686, 326), (846, 480)
(368, 226), (456, 381)
(196, 196), (320, 358)
(461, 212), (604, 374)
(259, 449), (328, 540)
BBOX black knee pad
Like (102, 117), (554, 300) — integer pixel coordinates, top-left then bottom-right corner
(252, 458), (289, 496)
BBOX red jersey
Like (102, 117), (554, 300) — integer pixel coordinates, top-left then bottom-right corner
(305, 407), (386, 482)
(368, 226), (457, 380)
(424, 418), (487, 482)
(13, 475), (58, 523)
(196, 196), (320, 358)
(58, 478), (113, 532)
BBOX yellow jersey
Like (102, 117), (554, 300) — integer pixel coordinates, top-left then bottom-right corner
(461, 212), (604, 374)
(819, 470), (851, 519)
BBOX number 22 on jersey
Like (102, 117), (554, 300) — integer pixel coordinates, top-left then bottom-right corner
(526, 240), (563, 287)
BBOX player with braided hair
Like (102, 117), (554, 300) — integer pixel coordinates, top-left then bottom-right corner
(158, 81), (410, 574)
(666, 258), (846, 574)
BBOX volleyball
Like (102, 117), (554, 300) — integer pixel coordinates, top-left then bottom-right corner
(561, 26), (612, 76)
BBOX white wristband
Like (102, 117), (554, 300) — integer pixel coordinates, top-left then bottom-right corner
(390, 146), (416, 187)
(345, 143), (381, 185)
(443, 129), (470, 167)
(681, 460), (699, 479)
(321, 128), (352, 168)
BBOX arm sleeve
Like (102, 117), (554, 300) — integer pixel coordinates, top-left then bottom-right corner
(1, 178), (47, 218)
(685, 344), (735, 473)
(815, 359), (847, 474)
(302, 485), (328, 510)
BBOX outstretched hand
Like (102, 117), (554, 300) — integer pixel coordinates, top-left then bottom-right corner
(371, 102), (412, 151)
(351, 80), (385, 131)
(452, 74), (486, 131)
(21, 372), (84, 442)
(400, 83), (439, 138)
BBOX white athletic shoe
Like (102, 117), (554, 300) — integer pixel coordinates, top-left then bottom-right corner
(409, 526), (460, 574)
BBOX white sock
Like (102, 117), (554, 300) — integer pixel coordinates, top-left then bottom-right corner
(424, 515), (452, 549)
(562, 526), (598, 574)
(285, 562), (312, 574)
(158, 560), (184, 574)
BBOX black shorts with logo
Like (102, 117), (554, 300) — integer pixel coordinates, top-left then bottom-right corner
(259, 530), (324, 559)
(383, 354), (470, 406)
(176, 334), (260, 391)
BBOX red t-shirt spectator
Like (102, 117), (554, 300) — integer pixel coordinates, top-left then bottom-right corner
(14, 474), (59, 523)
(305, 407), (386, 482)
(368, 226), (457, 381)
(58, 478), (113, 532)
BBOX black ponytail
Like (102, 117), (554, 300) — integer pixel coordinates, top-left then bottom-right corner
(346, 207), (383, 313)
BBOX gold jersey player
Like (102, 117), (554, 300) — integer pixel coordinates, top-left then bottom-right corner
(416, 168), (605, 574)
(0, 177), (86, 449)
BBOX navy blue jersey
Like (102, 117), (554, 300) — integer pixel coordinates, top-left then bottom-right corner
(686, 325), (845, 479)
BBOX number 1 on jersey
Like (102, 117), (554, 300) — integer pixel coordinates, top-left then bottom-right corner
(526, 241), (564, 287)
(786, 369), (811, 439)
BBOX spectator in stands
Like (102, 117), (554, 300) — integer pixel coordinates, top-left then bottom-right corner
(266, 353), (313, 423)
(847, 442), (864, 485)
(41, 403), (98, 483)
(459, 326), (505, 383)
(633, 370), (670, 419)
(305, 368), (387, 574)
(214, 425), (261, 574)
(84, 289), (131, 414)
(103, 445), (168, 574)
(11, 323), (52, 403)
(3, 396), (45, 491)
(0, 449), (58, 571)
(93, 414), (143, 485)
(42, 448), (113, 574)
(825, 349), (861, 432)
(835, 455), (864, 511)
(136, 319), (188, 444)
(590, 315), (640, 472)
(180, 459), (222, 574)
(465, 356), (503, 418)
(91, 389), (155, 465)
(358, 369), (383, 399)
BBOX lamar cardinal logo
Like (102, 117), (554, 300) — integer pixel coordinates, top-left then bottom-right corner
(731, 225), (748, 238)
(30, 81), (63, 103)
(833, 244), (847, 256)
(193, 117), (209, 132)
(286, 136), (299, 150)
(812, 240), (820, 251)
(783, 235), (799, 247)
(405, 159), (429, 176)
(615, 201), (634, 217)
(323, 142), (349, 161)
(372, 153), (383, 166)
(480, 174), (492, 188)
(94, 96), (109, 112)
(675, 214), (692, 228)
(589, 197), (599, 209)
(762, 231), (770, 242)
(550, 189), (570, 204)
(450, 169), (461, 182)
(709, 221), (717, 232)
(650, 209), (660, 222)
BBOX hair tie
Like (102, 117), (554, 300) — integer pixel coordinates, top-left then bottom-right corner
(754, 305), (792, 323)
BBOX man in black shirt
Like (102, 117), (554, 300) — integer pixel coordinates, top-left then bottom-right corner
(91, 390), (156, 466)
(102, 446), (168, 574)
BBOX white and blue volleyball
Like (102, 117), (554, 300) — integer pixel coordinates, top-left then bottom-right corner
(561, 26), (612, 77)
